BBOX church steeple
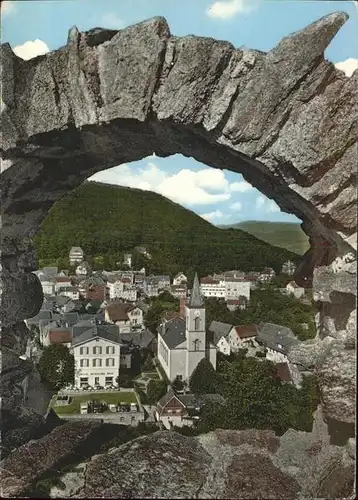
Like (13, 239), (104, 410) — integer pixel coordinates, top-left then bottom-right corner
(188, 272), (204, 308)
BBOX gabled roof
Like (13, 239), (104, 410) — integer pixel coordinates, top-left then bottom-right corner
(160, 317), (186, 349)
(234, 324), (259, 339)
(157, 389), (184, 412)
(49, 329), (72, 344)
(188, 272), (204, 308)
(72, 324), (120, 347)
(208, 321), (233, 344)
(69, 246), (84, 253)
(105, 302), (135, 322)
(257, 323), (300, 354)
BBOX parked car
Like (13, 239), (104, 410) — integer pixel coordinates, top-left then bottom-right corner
(80, 402), (88, 414)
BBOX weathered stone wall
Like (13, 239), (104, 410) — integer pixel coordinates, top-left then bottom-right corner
(0, 11), (356, 446)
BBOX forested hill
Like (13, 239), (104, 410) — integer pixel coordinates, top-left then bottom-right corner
(219, 221), (310, 256)
(34, 181), (300, 276)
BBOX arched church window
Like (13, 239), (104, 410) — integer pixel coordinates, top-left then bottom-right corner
(193, 339), (200, 351)
(194, 316), (200, 330)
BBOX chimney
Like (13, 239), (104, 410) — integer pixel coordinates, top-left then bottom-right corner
(179, 297), (187, 318)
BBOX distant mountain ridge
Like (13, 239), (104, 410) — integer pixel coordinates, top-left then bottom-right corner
(219, 221), (310, 256)
(34, 182), (301, 276)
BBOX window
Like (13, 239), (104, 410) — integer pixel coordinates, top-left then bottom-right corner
(120, 417), (125, 422)
(93, 346), (102, 355)
(92, 358), (102, 367)
(95, 377), (100, 385)
(80, 359), (89, 367)
(106, 346), (115, 355)
(80, 347), (89, 355)
(105, 376), (113, 384)
(106, 358), (115, 367)
(193, 339), (200, 351)
(80, 377), (88, 384)
(194, 316), (200, 331)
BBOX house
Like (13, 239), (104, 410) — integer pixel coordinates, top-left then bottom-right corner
(135, 246), (152, 259)
(258, 267), (276, 282)
(69, 246), (84, 265)
(243, 272), (260, 289)
(104, 302), (136, 333)
(286, 281), (305, 299)
(228, 324), (259, 352)
(156, 275), (171, 290)
(281, 260), (297, 276)
(57, 286), (80, 301)
(171, 284), (187, 299)
(157, 273), (217, 382)
(75, 261), (91, 277)
(119, 328), (156, 354)
(43, 327), (72, 347)
(155, 390), (226, 429)
(123, 253), (132, 268)
(72, 325), (122, 388)
(173, 272), (188, 286)
(121, 286), (138, 302)
(200, 276), (225, 298)
(275, 362), (303, 388)
(257, 323), (300, 364)
(37, 275), (55, 296)
(78, 276), (106, 301)
(143, 277), (159, 297)
(226, 298), (247, 312)
(224, 278), (250, 301)
(108, 280), (124, 300)
(208, 321), (233, 356)
(53, 276), (72, 293)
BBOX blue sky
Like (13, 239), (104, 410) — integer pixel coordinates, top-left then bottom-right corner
(2, 0), (358, 225)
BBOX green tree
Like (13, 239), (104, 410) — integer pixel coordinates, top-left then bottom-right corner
(172, 375), (184, 392)
(146, 379), (167, 404)
(189, 358), (217, 394)
(142, 353), (154, 372)
(37, 344), (75, 390)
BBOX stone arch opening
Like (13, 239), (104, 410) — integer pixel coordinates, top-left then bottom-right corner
(1, 12), (356, 427)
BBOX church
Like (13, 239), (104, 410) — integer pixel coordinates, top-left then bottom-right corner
(157, 273), (217, 383)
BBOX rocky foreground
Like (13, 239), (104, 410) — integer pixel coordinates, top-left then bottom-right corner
(0, 407), (355, 499)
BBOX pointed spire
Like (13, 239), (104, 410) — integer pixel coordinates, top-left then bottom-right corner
(188, 272), (204, 308)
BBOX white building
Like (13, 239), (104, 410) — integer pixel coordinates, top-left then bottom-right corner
(69, 246), (84, 265)
(228, 324), (259, 352)
(256, 323), (300, 364)
(104, 302), (143, 331)
(157, 273), (217, 382)
(53, 277), (72, 293)
(225, 279), (250, 301)
(173, 272), (188, 286)
(200, 276), (250, 301)
(72, 327), (121, 388)
(57, 286), (80, 301)
(108, 280), (124, 300)
(38, 278), (55, 296)
(75, 261), (91, 276)
(208, 321), (233, 356)
(286, 281), (305, 299)
(200, 277), (225, 298)
(123, 253), (132, 268)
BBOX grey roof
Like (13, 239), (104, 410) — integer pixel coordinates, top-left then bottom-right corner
(157, 389), (177, 410)
(119, 328), (155, 349)
(257, 322), (300, 355)
(178, 393), (227, 409)
(27, 310), (53, 323)
(72, 324), (120, 347)
(80, 276), (105, 286)
(70, 246), (83, 253)
(61, 312), (80, 326)
(160, 317), (186, 349)
(209, 321), (233, 344)
(188, 272), (204, 309)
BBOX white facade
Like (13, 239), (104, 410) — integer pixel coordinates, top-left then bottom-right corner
(75, 263), (91, 276)
(173, 273), (188, 286)
(108, 280), (124, 300)
(225, 280), (250, 301)
(123, 253), (132, 268)
(127, 307), (144, 327)
(58, 288), (80, 301)
(286, 282), (305, 299)
(69, 247), (84, 265)
(121, 286), (138, 302)
(41, 280), (55, 296)
(200, 280), (225, 298)
(73, 337), (121, 388)
(54, 279), (72, 293)
(216, 336), (231, 356)
(120, 352), (132, 369)
(265, 346), (289, 364)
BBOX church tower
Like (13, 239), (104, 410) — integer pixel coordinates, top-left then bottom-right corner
(185, 272), (206, 381)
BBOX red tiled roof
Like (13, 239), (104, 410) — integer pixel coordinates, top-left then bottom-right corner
(49, 329), (72, 344)
(234, 324), (259, 339)
(227, 299), (243, 305)
(275, 363), (292, 382)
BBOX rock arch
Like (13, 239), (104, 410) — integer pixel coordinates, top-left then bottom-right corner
(1, 13), (356, 426)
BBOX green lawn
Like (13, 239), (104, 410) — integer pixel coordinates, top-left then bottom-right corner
(52, 391), (137, 415)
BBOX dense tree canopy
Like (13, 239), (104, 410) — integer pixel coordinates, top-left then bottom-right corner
(196, 356), (320, 436)
(34, 182), (300, 277)
(147, 379), (167, 404)
(189, 358), (218, 394)
(37, 344), (75, 390)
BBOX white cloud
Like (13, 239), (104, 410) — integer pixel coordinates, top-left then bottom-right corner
(200, 210), (225, 222)
(89, 162), (232, 206)
(13, 39), (50, 60)
(206, 0), (258, 20)
(334, 58), (358, 77)
(229, 180), (253, 192)
(230, 201), (242, 211)
(1, 1), (16, 15)
(255, 195), (265, 209)
(267, 200), (280, 213)
(101, 13), (124, 29)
